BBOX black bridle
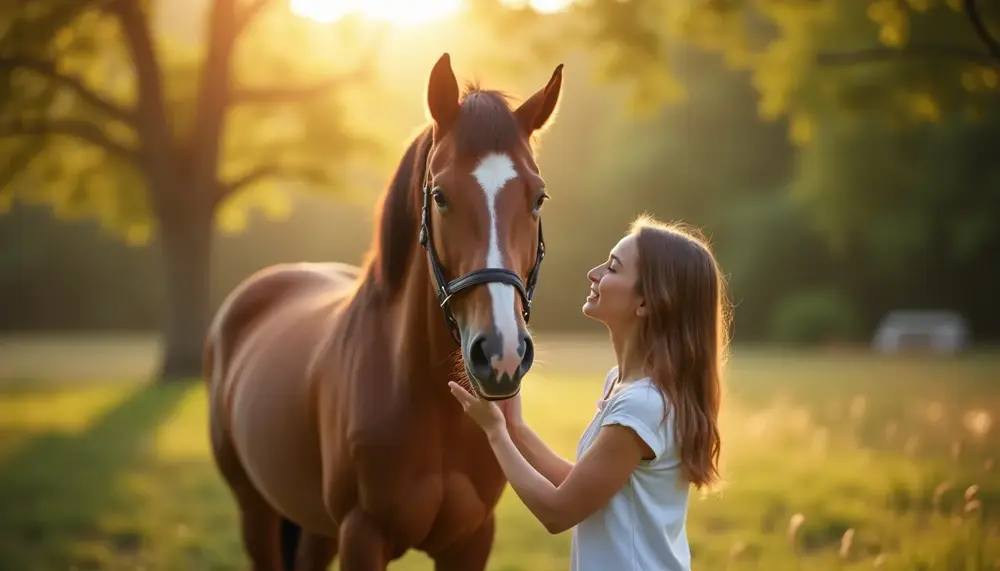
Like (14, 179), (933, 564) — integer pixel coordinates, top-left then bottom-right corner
(416, 140), (546, 345)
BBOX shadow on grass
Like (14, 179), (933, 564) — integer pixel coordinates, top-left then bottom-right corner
(0, 381), (192, 571)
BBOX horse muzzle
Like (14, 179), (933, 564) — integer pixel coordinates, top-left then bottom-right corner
(461, 328), (534, 400)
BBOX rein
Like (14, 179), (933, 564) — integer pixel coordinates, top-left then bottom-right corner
(416, 136), (546, 344)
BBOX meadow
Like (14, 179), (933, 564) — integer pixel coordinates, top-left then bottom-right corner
(0, 335), (997, 570)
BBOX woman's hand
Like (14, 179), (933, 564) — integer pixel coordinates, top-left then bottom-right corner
(448, 381), (506, 437)
(497, 391), (524, 431)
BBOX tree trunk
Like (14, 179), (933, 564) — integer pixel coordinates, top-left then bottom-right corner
(156, 203), (214, 381)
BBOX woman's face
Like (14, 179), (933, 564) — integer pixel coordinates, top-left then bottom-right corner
(582, 234), (647, 328)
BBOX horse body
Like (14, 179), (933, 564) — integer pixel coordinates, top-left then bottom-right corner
(208, 260), (507, 563)
(206, 54), (564, 570)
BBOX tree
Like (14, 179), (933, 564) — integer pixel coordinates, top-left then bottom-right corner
(542, 0), (1000, 126)
(0, 0), (382, 379)
(469, 0), (1000, 340)
(573, 0), (1000, 338)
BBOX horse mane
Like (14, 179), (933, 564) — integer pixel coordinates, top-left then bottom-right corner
(359, 84), (524, 301)
(362, 126), (431, 297)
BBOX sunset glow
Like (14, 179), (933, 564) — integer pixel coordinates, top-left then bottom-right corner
(290, 0), (462, 25)
(289, 0), (572, 26)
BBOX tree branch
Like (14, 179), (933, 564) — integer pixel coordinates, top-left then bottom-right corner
(219, 163), (331, 201)
(235, 0), (271, 35)
(817, 0), (1000, 68)
(0, 118), (140, 165)
(104, 0), (177, 189)
(964, 0), (1000, 65)
(0, 136), (46, 192)
(104, 0), (169, 134)
(0, 55), (135, 125)
(816, 44), (996, 66)
(231, 67), (373, 105)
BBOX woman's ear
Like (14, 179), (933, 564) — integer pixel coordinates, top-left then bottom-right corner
(636, 298), (649, 318)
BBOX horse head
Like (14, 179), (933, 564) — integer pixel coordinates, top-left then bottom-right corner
(419, 53), (563, 401)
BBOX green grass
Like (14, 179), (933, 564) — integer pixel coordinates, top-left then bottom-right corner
(0, 344), (998, 570)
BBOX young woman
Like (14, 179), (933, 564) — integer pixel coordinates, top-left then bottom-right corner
(449, 214), (730, 571)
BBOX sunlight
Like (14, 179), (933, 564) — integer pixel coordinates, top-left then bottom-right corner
(290, 0), (461, 25)
(289, 0), (572, 26)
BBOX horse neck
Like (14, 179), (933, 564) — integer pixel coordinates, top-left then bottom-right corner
(359, 128), (459, 397)
(389, 239), (461, 390)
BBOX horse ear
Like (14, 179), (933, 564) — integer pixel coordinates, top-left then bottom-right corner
(514, 63), (564, 135)
(427, 53), (460, 135)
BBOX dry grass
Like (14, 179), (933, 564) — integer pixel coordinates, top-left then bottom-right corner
(0, 335), (997, 570)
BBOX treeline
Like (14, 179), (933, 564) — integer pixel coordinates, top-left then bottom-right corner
(2, 46), (998, 345)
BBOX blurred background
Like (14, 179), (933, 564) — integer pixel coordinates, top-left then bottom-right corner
(0, 0), (997, 569)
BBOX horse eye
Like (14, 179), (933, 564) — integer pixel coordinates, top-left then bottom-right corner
(432, 190), (448, 208)
(533, 192), (549, 213)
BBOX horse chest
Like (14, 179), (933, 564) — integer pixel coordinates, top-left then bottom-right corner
(420, 470), (497, 551)
(381, 468), (503, 555)
(346, 422), (506, 553)
(421, 427), (508, 550)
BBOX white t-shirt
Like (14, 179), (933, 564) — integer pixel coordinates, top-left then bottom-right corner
(569, 367), (692, 571)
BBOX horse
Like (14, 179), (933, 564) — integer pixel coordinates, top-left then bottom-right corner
(204, 53), (564, 571)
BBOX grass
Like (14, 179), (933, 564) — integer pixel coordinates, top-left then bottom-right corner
(0, 339), (997, 570)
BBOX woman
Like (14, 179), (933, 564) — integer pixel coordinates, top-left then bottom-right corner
(449, 214), (730, 571)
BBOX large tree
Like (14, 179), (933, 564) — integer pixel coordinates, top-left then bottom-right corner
(0, 0), (381, 379)
(470, 0), (1000, 339)
(530, 0), (1000, 122)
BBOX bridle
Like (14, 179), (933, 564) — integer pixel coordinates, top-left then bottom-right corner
(417, 137), (546, 345)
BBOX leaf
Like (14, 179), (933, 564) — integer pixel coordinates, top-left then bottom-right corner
(124, 224), (151, 246)
(217, 200), (249, 235)
(879, 21), (906, 47)
(251, 185), (292, 221)
(982, 68), (999, 89)
(906, 91), (942, 122)
(789, 114), (814, 146)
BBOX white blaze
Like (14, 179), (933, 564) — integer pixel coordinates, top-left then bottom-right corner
(471, 153), (521, 374)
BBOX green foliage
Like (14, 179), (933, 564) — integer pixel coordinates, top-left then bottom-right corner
(769, 288), (865, 346)
(569, 0), (1000, 135)
(496, 0), (1000, 341)
(0, 2), (142, 237)
(0, 0), (381, 244)
(713, 191), (839, 341)
(793, 113), (1000, 262)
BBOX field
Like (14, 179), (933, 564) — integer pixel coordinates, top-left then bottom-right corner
(0, 334), (997, 570)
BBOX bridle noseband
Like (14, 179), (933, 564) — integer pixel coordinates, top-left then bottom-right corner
(417, 139), (546, 345)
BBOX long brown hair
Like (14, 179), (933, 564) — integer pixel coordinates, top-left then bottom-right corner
(630, 214), (731, 490)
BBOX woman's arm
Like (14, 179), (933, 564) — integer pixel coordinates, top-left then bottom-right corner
(504, 368), (619, 486)
(508, 421), (575, 486)
(486, 423), (650, 534)
(449, 379), (664, 535)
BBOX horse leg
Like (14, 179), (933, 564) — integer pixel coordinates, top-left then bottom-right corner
(338, 510), (392, 571)
(431, 515), (496, 571)
(211, 425), (285, 570)
(291, 530), (338, 571)
(220, 469), (285, 570)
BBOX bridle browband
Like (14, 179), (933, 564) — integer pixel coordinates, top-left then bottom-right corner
(416, 136), (546, 345)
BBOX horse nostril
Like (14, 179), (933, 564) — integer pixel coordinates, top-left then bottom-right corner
(467, 334), (494, 381)
(519, 334), (534, 376)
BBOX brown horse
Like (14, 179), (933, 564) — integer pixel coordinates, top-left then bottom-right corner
(204, 53), (564, 571)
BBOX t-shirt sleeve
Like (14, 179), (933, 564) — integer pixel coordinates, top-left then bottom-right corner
(600, 384), (671, 461)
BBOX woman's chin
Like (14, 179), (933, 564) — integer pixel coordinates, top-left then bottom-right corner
(582, 297), (599, 317)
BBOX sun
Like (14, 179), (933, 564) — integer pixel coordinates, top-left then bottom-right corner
(289, 0), (571, 26)
(289, 0), (463, 26)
